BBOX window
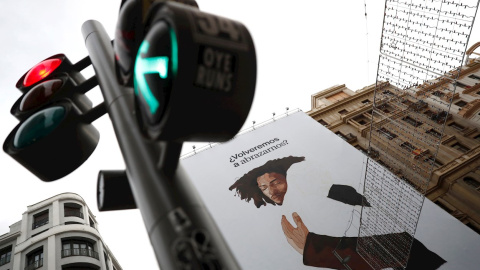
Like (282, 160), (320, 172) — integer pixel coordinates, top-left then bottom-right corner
(26, 248), (43, 270)
(424, 110), (435, 118)
(402, 116), (423, 127)
(455, 100), (468, 107)
(412, 100), (427, 111)
(432, 91), (445, 97)
(89, 217), (95, 228)
(361, 99), (370, 104)
(464, 177), (480, 190)
(32, 210), (48, 230)
(426, 129), (442, 139)
(469, 74), (480, 80)
(452, 142), (470, 153)
(378, 104), (391, 113)
(377, 127), (397, 140)
(318, 119), (328, 127)
(338, 109), (348, 115)
(0, 246), (12, 266)
(62, 240), (98, 260)
(64, 203), (83, 219)
(401, 99), (414, 106)
(400, 142), (417, 153)
(353, 115), (370, 126)
(382, 90), (394, 96)
(449, 122), (465, 131)
(104, 252), (110, 270)
(455, 82), (470, 89)
(427, 110), (449, 123)
(424, 156), (443, 167)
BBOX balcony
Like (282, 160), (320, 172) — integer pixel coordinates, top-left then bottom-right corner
(64, 209), (84, 219)
(61, 248), (99, 260)
(32, 218), (48, 230)
(24, 259), (43, 270)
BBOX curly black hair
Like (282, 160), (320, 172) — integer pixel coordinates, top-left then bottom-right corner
(229, 156), (305, 208)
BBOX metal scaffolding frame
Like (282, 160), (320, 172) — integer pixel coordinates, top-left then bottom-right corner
(357, 0), (479, 269)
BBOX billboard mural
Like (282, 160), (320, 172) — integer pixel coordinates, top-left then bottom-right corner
(180, 112), (480, 269)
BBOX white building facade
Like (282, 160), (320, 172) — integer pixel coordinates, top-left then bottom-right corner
(0, 193), (122, 270)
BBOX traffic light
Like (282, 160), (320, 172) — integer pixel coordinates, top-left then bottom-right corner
(3, 54), (103, 181)
(3, 0), (257, 268)
(114, 0), (256, 141)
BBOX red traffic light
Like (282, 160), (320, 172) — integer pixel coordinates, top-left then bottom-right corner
(23, 58), (62, 87)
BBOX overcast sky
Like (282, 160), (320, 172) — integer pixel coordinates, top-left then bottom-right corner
(1, 1), (479, 269)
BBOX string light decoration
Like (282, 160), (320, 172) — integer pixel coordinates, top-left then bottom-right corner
(356, 0), (479, 269)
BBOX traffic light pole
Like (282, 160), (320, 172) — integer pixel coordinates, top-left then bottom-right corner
(82, 20), (240, 270)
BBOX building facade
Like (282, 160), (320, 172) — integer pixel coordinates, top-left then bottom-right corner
(0, 193), (122, 270)
(307, 45), (480, 235)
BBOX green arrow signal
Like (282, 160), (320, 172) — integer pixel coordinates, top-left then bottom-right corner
(134, 40), (169, 115)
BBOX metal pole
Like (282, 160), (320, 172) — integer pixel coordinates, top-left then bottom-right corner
(82, 20), (240, 270)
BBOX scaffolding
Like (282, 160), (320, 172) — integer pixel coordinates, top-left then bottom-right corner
(357, 0), (479, 269)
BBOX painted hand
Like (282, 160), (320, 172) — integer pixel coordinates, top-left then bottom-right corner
(281, 212), (309, 255)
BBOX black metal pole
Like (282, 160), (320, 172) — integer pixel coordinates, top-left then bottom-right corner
(82, 20), (240, 270)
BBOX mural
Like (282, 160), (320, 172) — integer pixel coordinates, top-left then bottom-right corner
(229, 156), (444, 269)
(181, 112), (480, 269)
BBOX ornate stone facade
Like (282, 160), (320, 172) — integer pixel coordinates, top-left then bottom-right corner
(307, 51), (480, 235)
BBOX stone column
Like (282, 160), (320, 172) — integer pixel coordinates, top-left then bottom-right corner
(83, 205), (89, 225)
(52, 200), (60, 226)
(19, 213), (28, 242)
(98, 242), (107, 269)
(48, 235), (56, 270)
(12, 252), (21, 270)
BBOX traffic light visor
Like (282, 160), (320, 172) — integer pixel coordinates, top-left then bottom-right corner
(19, 79), (64, 112)
(23, 58), (62, 87)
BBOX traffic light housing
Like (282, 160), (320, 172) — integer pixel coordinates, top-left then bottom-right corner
(3, 54), (102, 181)
(15, 54), (90, 92)
(115, 1), (256, 141)
(3, 1), (258, 268)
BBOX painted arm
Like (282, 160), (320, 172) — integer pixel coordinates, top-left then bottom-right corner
(282, 213), (445, 269)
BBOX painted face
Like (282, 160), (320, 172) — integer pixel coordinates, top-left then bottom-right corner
(256, 172), (288, 205)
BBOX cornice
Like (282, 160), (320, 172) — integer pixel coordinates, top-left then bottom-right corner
(26, 193), (87, 214)
(310, 84), (347, 111)
(311, 84), (346, 100)
(308, 85), (376, 119)
(435, 145), (480, 176)
(0, 231), (20, 245)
